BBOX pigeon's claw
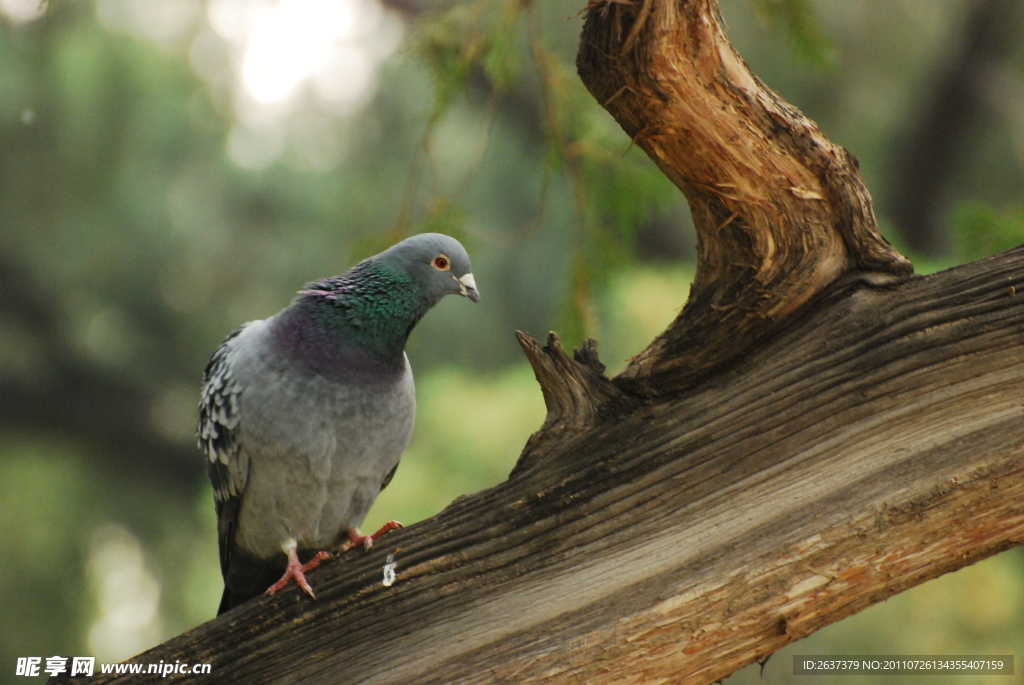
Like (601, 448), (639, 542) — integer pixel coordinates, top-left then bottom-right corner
(340, 521), (404, 553)
(265, 548), (334, 599)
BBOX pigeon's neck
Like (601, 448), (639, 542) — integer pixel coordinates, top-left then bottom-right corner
(274, 260), (430, 373)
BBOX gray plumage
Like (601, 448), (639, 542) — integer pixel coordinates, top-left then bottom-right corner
(198, 233), (478, 614)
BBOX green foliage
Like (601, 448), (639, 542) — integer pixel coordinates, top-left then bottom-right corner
(408, 5), (484, 118)
(749, 0), (837, 70)
(953, 200), (1024, 262)
(482, 0), (525, 93)
(408, 0), (524, 119)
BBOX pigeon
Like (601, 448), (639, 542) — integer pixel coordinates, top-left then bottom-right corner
(198, 233), (479, 615)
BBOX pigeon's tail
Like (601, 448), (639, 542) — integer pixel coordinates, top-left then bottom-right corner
(217, 587), (234, 616)
(217, 551), (289, 615)
(217, 548), (343, 615)
(218, 580), (263, 615)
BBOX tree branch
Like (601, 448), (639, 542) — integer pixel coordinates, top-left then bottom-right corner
(62, 247), (1024, 685)
(512, 333), (631, 474)
(577, 0), (912, 396)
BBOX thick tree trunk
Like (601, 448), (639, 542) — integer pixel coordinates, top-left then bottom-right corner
(58, 0), (1024, 683)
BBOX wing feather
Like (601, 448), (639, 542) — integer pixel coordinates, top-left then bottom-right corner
(198, 323), (251, 577)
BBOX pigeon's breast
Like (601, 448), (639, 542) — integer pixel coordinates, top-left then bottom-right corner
(231, 324), (416, 557)
(318, 353), (415, 542)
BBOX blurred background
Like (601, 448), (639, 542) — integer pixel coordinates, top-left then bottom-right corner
(1, 0), (1022, 682)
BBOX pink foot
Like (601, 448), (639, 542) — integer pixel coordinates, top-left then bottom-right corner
(265, 548), (334, 599)
(339, 521), (404, 553)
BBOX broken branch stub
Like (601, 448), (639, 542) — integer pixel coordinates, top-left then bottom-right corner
(577, 0), (913, 396)
(514, 332), (629, 473)
(516, 331), (626, 431)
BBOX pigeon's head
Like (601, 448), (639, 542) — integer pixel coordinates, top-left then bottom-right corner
(378, 233), (480, 305)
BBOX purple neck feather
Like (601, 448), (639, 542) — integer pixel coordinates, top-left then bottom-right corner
(269, 297), (406, 382)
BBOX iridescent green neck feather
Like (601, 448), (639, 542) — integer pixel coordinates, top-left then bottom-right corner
(283, 260), (433, 365)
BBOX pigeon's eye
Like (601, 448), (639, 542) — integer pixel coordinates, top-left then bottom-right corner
(432, 255), (451, 271)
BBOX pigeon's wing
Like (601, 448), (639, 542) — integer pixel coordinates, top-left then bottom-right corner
(379, 463), (399, 491)
(198, 324), (251, 580)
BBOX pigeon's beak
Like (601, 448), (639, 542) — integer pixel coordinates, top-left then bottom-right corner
(455, 273), (480, 303)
